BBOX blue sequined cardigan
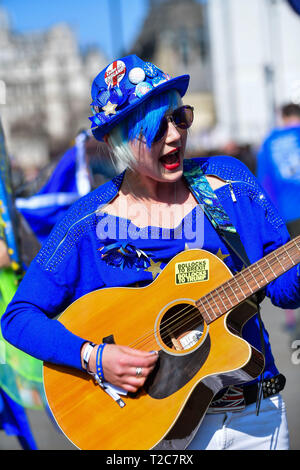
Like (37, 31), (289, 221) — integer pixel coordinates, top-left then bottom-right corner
(1, 156), (300, 377)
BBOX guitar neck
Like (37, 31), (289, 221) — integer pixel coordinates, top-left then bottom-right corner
(196, 235), (300, 324)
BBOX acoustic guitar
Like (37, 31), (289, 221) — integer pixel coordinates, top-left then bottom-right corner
(43, 235), (300, 450)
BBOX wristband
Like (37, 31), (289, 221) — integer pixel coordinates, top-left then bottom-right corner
(82, 342), (96, 371)
(96, 343), (106, 382)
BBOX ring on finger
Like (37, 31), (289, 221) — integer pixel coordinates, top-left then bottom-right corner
(135, 367), (143, 377)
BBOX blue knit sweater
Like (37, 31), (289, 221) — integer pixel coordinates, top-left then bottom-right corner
(1, 156), (300, 382)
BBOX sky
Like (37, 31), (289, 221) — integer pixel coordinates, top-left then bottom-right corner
(0, 0), (151, 59)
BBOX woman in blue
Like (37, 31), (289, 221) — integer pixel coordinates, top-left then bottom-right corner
(1, 55), (300, 450)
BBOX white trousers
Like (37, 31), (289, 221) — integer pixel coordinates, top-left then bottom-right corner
(186, 394), (290, 450)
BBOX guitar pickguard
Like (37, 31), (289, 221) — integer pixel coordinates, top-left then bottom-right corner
(144, 334), (211, 399)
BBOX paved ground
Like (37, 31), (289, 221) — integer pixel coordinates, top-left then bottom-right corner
(1, 298), (299, 450)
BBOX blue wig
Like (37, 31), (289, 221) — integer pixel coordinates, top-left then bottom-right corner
(124, 89), (181, 148)
(107, 89), (182, 170)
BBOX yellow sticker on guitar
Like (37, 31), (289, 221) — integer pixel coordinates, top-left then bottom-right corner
(175, 259), (209, 285)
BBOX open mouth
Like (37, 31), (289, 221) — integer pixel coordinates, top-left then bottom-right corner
(159, 148), (181, 170)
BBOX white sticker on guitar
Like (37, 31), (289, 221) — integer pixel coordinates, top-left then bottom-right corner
(175, 259), (209, 285)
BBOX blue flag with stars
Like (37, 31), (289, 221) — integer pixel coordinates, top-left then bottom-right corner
(16, 132), (91, 243)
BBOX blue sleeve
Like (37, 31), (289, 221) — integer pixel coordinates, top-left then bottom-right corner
(210, 155), (300, 310)
(241, 156), (300, 309)
(1, 248), (88, 371)
(263, 222), (300, 309)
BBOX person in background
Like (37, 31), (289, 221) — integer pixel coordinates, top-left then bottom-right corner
(257, 103), (300, 338)
(257, 103), (300, 238)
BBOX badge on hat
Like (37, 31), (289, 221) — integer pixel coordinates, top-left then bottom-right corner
(90, 54), (190, 141)
(128, 67), (146, 85)
(135, 81), (153, 98)
(102, 101), (118, 116)
(143, 62), (158, 78)
(152, 76), (167, 87)
(105, 60), (126, 89)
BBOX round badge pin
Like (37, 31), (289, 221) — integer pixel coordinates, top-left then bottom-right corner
(152, 76), (167, 88)
(143, 62), (158, 78)
(104, 60), (126, 88)
(135, 81), (153, 98)
(128, 67), (146, 85)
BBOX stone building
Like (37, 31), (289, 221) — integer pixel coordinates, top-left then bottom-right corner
(132, 0), (300, 152)
(0, 7), (107, 171)
(131, 0), (216, 152)
(208, 0), (300, 147)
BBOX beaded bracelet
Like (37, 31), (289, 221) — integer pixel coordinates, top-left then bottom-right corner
(96, 343), (106, 382)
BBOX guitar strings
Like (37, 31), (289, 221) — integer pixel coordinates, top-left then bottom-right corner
(128, 304), (202, 351)
(128, 245), (300, 350)
(126, 246), (300, 351)
(132, 248), (299, 351)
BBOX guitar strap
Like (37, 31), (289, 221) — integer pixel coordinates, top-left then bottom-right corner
(184, 164), (251, 267)
(184, 163), (265, 414)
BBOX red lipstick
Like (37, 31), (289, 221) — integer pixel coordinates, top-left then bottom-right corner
(160, 148), (181, 170)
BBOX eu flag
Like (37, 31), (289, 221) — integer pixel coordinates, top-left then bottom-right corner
(16, 132), (91, 243)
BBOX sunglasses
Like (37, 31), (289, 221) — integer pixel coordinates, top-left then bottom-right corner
(153, 105), (194, 142)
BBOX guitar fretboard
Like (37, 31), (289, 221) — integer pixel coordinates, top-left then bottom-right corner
(196, 235), (300, 324)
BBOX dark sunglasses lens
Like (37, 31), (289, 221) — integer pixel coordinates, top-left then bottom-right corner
(153, 106), (194, 142)
(173, 106), (194, 129)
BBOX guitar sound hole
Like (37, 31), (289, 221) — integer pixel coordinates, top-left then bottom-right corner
(159, 303), (205, 352)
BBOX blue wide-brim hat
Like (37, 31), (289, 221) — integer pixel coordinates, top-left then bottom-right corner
(89, 54), (190, 141)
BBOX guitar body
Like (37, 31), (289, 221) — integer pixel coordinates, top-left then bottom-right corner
(43, 249), (265, 450)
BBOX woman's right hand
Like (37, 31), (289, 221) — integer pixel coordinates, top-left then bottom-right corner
(87, 343), (159, 393)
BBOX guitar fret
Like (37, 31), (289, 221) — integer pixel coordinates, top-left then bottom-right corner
(205, 296), (217, 321)
(197, 298), (212, 323)
(233, 270), (256, 299)
(256, 264), (268, 284)
(264, 257), (277, 277)
(227, 281), (240, 303)
(247, 266), (263, 289)
(209, 292), (222, 316)
(216, 289), (229, 310)
(274, 252), (287, 272)
(284, 248), (295, 266)
(239, 271), (254, 296)
(231, 276), (246, 301)
(248, 264), (269, 290)
(221, 284), (234, 308)
(195, 235), (300, 325)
